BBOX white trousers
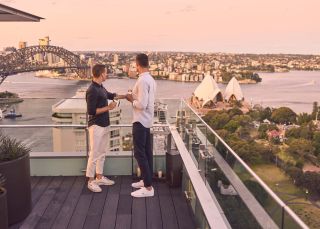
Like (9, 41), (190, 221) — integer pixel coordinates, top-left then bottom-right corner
(86, 125), (109, 178)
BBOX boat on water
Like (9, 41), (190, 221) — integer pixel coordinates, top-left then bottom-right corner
(4, 108), (22, 119)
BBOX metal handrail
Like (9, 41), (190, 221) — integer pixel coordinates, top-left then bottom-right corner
(183, 100), (309, 229)
(0, 97), (182, 100)
(0, 124), (169, 128)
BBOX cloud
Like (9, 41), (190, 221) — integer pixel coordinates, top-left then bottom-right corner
(180, 5), (196, 13)
(165, 5), (196, 15)
(75, 36), (92, 40)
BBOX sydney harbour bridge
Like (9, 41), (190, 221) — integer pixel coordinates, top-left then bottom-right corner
(0, 45), (90, 85)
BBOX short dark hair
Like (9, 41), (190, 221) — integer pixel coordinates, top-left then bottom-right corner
(136, 53), (149, 68)
(92, 64), (106, 78)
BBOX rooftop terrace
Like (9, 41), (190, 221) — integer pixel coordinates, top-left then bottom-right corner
(0, 98), (309, 229)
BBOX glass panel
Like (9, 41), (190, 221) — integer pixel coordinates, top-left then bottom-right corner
(176, 99), (308, 229)
(182, 166), (210, 229)
(0, 125), (135, 154)
(214, 141), (284, 227)
(205, 159), (261, 228)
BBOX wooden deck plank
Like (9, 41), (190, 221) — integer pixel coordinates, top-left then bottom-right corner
(132, 196), (146, 229)
(146, 182), (162, 229)
(12, 176), (197, 229)
(31, 176), (41, 190)
(157, 182), (179, 229)
(99, 176), (121, 229)
(51, 176), (85, 229)
(115, 176), (132, 229)
(83, 181), (110, 229)
(67, 179), (93, 229)
(170, 188), (196, 229)
(35, 176), (75, 229)
(20, 177), (63, 229)
(31, 176), (53, 207)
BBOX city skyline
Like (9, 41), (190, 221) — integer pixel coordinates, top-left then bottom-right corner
(0, 0), (320, 54)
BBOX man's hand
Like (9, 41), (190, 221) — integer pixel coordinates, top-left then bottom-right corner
(108, 101), (117, 110)
(126, 93), (134, 103)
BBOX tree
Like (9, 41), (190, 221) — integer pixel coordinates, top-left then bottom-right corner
(248, 110), (260, 121)
(297, 113), (312, 125)
(295, 159), (304, 169)
(228, 139), (256, 163)
(300, 172), (320, 194)
(286, 127), (301, 139)
(312, 101), (319, 120)
(220, 70), (233, 82)
(286, 125), (313, 140)
(259, 107), (272, 121)
(228, 108), (243, 117)
(259, 123), (278, 132)
(251, 73), (262, 82)
(287, 139), (315, 158)
(224, 120), (240, 132)
(285, 166), (303, 185)
(299, 125), (314, 140)
(230, 100), (242, 108)
(236, 126), (251, 141)
(233, 115), (252, 127)
(313, 132), (320, 156)
(3, 46), (16, 52)
(208, 113), (230, 130)
(271, 107), (297, 124)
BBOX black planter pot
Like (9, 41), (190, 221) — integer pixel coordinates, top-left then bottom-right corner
(0, 187), (8, 229)
(0, 154), (31, 225)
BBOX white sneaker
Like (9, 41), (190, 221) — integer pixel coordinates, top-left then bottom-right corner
(131, 180), (144, 189)
(88, 181), (102, 193)
(95, 176), (115, 186)
(131, 187), (154, 198)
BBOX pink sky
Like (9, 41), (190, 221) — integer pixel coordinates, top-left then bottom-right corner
(0, 0), (320, 54)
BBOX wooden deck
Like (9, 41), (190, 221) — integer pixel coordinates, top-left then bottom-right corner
(10, 176), (196, 229)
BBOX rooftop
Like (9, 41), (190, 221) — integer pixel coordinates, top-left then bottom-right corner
(12, 176), (196, 229)
(1, 98), (309, 229)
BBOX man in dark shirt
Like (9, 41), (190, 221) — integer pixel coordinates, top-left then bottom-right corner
(86, 64), (126, 193)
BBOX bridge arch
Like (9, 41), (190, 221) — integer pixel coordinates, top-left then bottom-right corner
(0, 45), (90, 84)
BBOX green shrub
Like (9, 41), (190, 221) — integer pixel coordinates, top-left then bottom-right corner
(295, 159), (304, 169)
(0, 133), (31, 162)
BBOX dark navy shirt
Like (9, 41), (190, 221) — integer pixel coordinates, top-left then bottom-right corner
(86, 81), (116, 127)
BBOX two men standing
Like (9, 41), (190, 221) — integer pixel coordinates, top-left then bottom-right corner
(85, 54), (156, 198)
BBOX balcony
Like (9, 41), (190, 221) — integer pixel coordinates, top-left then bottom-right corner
(0, 98), (309, 229)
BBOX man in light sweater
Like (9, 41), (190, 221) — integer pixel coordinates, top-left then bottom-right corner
(126, 53), (156, 198)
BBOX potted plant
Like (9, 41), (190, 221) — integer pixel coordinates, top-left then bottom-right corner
(0, 133), (31, 225)
(0, 173), (8, 229)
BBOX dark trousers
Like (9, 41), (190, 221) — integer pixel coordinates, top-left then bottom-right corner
(133, 122), (153, 187)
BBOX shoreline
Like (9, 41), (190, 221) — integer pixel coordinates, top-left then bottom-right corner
(0, 98), (23, 104)
(35, 74), (260, 84)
